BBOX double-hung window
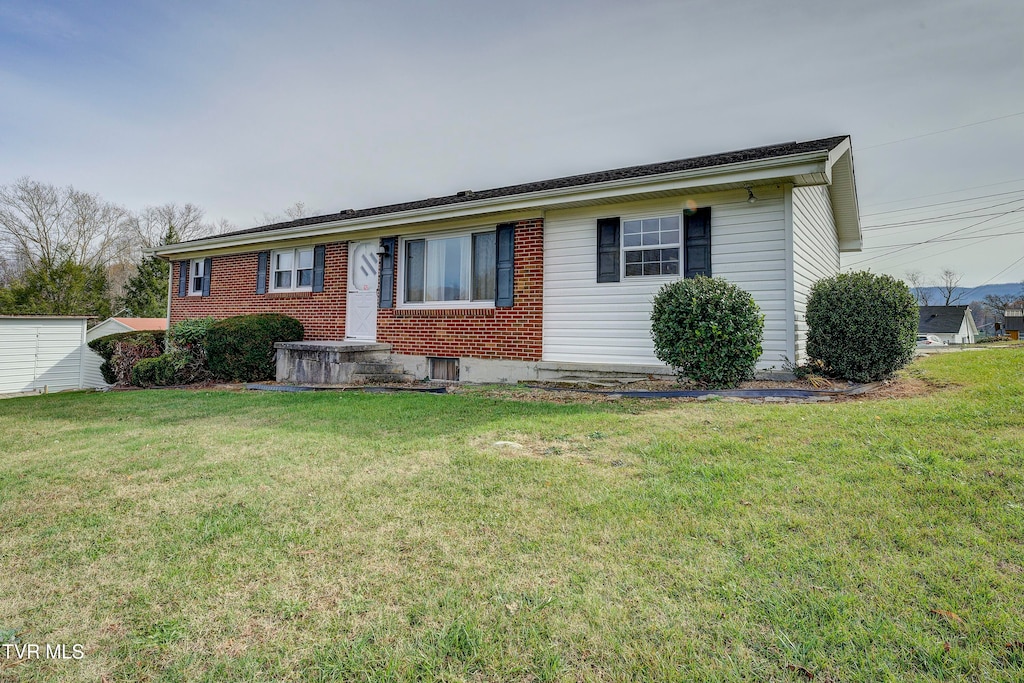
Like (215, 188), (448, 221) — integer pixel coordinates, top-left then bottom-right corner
(403, 231), (496, 304)
(271, 247), (314, 291)
(188, 259), (207, 295)
(622, 216), (680, 277)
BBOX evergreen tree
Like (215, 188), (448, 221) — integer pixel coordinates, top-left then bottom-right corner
(117, 225), (178, 317)
(0, 252), (111, 317)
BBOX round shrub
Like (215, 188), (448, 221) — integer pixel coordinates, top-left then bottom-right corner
(805, 271), (917, 382)
(650, 276), (764, 388)
(206, 313), (304, 382)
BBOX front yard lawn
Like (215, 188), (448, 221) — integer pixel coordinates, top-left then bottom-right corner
(1, 350), (1022, 681)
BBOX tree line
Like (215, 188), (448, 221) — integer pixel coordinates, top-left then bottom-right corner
(0, 177), (316, 320)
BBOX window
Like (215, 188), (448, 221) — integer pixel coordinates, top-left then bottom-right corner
(622, 215), (680, 277)
(188, 259), (206, 295)
(271, 247), (314, 291)
(403, 231), (496, 304)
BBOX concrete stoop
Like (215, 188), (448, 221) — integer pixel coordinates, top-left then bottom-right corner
(274, 341), (415, 385)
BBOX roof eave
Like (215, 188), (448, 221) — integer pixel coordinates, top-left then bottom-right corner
(825, 137), (862, 252)
(152, 149), (838, 259)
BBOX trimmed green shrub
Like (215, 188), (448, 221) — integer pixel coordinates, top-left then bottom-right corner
(650, 276), (764, 388)
(98, 360), (117, 385)
(805, 271), (917, 382)
(206, 314), (304, 382)
(131, 351), (192, 387)
(110, 337), (162, 385)
(89, 331), (167, 385)
(168, 317), (216, 384)
(170, 317), (215, 354)
(88, 330), (166, 361)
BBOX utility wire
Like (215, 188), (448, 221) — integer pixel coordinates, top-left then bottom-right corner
(863, 199), (1024, 229)
(860, 220), (1022, 271)
(961, 253), (1024, 294)
(858, 111), (1024, 151)
(862, 188), (1024, 217)
(846, 201), (1024, 267)
(864, 213), (1024, 233)
(858, 228), (1024, 249)
(861, 178), (1024, 209)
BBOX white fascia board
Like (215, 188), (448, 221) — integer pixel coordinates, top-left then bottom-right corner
(154, 151), (833, 259)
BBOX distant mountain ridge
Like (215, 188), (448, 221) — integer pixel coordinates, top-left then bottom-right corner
(911, 282), (1023, 305)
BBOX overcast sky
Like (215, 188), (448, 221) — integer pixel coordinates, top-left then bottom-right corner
(2, 0), (1022, 286)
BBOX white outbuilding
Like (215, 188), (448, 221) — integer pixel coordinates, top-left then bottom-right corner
(0, 316), (107, 395)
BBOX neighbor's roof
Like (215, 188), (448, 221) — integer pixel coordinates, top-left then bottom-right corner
(112, 317), (168, 331)
(156, 135), (859, 257)
(918, 306), (970, 334)
(1004, 308), (1024, 331)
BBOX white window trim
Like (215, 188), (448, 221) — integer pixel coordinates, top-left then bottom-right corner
(621, 213), (682, 280)
(270, 247), (315, 293)
(397, 227), (497, 309)
(187, 259), (206, 296)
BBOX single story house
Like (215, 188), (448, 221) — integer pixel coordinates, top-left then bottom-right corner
(153, 136), (862, 382)
(0, 316), (107, 394)
(918, 306), (978, 345)
(86, 316), (168, 342)
(1004, 308), (1023, 340)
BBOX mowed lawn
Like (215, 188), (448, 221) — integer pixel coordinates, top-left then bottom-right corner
(1, 351), (1022, 682)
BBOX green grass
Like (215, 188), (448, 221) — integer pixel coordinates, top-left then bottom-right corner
(1, 349), (1022, 682)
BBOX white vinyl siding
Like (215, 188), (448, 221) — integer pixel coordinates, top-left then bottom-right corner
(791, 185), (840, 362)
(0, 318), (105, 394)
(543, 189), (789, 371)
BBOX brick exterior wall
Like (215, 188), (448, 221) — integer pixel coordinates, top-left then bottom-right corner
(377, 218), (544, 361)
(167, 218), (544, 362)
(169, 242), (348, 339)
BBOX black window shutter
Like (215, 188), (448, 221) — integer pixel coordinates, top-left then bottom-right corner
(201, 257), (213, 296)
(378, 237), (396, 309)
(312, 245), (326, 293)
(683, 207), (711, 278)
(178, 260), (189, 296)
(495, 222), (515, 308)
(256, 251), (269, 294)
(596, 217), (621, 283)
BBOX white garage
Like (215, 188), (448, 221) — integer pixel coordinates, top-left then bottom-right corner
(0, 316), (107, 395)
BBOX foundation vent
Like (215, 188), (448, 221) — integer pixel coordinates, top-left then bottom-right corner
(428, 357), (459, 381)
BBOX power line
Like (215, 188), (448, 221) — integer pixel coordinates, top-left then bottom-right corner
(846, 201), (1024, 267)
(858, 228), (1024, 249)
(864, 213), (1024, 233)
(861, 188), (1024, 218)
(860, 220), (1022, 271)
(860, 178), (1024, 209)
(962, 253), (1024, 294)
(863, 199), (1024, 230)
(858, 111), (1024, 151)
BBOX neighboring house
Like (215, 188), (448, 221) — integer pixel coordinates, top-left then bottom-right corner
(153, 136), (862, 382)
(0, 316), (107, 394)
(1004, 308), (1023, 340)
(86, 317), (168, 342)
(918, 306), (978, 344)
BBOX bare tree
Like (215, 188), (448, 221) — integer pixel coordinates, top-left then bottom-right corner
(904, 270), (932, 305)
(258, 201), (318, 226)
(937, 268), (965, 305)
(0, 177), (131, 270)
(981, 282), (1024, 318)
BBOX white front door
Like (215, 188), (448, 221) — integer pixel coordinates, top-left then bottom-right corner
(346, 240), (379, 341)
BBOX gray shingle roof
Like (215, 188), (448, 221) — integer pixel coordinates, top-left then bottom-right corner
(187, 135), (849, 244)
(918, 306), (969, 334)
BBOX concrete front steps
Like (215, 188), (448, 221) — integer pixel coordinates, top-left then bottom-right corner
(274, 341), (415, 385)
